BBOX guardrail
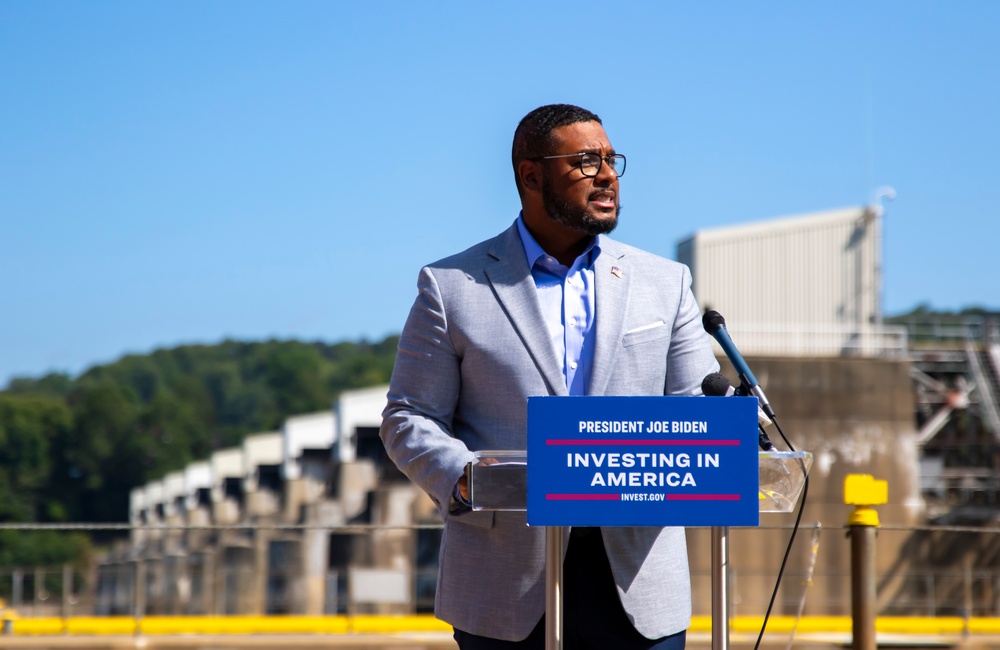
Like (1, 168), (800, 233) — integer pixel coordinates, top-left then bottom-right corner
(5, 523), (1000, 629)
(708, 324), (909, 359)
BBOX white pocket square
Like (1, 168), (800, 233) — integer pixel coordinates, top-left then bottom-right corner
(625, 321), (665, 335)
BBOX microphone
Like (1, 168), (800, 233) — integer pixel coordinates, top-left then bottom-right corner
(702, 310), (776, 419)
(701, 372), (775, 450)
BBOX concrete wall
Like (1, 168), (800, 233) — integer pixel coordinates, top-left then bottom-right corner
(687, 355), (919, 616)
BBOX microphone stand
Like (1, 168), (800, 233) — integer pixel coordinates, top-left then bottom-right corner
(711, 378), (755, 650)
(711, 524), (730, 650)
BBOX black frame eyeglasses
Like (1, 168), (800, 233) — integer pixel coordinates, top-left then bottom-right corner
(529, 152), (626, 178)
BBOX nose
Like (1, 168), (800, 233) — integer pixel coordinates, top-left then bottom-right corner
(595, 156), (618, 183)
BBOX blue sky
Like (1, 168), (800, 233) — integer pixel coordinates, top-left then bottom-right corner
(2, 2), (997, 386)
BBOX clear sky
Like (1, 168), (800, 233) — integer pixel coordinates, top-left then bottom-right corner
(2, 2), (998, 386)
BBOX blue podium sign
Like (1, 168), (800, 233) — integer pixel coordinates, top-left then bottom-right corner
(527, 395), (760, 527)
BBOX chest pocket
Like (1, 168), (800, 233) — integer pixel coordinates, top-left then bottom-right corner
(622, 322), (670, 348)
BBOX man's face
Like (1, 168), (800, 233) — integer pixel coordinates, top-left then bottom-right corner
(539, 121), (621, 236)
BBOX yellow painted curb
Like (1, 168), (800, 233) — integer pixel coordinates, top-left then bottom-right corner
(138, 616), (351, 635)
(9, 614), (1000, 637)
(349, 615), (451, 633)
(64, 617), (136, 635)
(1, 617), (64, 635)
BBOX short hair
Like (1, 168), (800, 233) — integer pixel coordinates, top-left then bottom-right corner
(512, 104), (602, 197)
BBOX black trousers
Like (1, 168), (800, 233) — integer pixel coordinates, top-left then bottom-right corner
(453, 527), (686, 650)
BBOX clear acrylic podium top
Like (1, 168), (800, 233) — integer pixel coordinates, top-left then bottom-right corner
(467, 450), (811, 514)
(757, 450), (812, 512)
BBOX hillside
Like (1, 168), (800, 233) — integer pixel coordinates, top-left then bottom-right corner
(0, 336), (398, 566)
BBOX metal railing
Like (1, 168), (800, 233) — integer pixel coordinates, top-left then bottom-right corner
(5, 522), (1000, 622)
(897, 316), (1000, 348)
(709, 324), (909, 359)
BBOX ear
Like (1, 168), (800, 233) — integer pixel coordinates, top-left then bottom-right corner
(518, 159), (542, 194)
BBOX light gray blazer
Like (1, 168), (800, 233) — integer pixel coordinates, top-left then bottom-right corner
(380, 220), (719, 641)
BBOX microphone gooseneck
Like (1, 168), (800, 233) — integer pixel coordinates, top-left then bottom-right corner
(702, 310), (776, 419)
(701, 371), (775, 451)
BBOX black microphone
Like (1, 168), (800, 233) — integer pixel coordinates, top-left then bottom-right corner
(701, 372), (736, 398)
(701, 372), (775, 451)
(702, 310), (775, 419)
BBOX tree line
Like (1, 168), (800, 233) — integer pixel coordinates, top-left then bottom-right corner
(0, 336), (398, 567)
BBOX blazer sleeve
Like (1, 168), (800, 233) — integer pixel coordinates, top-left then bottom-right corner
(380, 266), (476, 518)
(666, 264), (720, 396)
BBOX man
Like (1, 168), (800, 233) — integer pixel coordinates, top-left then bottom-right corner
(380, 104), (719, 649)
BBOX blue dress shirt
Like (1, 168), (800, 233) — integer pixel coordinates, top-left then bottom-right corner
(516, 215), (601, 396)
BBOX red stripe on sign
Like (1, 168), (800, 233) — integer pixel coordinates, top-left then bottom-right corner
(546, 439), (740, 446)
(546, 494), (621, 501)
(666, 494), (742, 501)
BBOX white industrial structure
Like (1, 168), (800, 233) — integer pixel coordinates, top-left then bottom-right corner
(183, 462), (212, 513)
(335, 384), (391, 463)
(676, 205), (907, 358)
(109, 385), (421, 617)
(210, 447), (244, 524)
(282, 411), (337, 481)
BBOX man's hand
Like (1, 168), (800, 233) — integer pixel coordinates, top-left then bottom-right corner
(458, 457), (501, 502)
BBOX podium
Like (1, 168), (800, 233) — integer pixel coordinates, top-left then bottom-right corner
(469, 450), (811, 513)
(467, 441), (811, 650)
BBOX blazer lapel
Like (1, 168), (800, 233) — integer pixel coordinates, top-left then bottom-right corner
(484, 223), (568, 397)
(589, 240), (631, 396)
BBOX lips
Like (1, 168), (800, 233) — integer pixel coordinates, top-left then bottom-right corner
(589, 190), (616, 209)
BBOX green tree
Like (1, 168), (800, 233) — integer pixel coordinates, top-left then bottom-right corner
(0, 395), (71, 521)
(55, 381), (141, 521)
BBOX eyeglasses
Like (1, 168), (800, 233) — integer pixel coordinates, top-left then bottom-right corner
(529, 152), (626, 178)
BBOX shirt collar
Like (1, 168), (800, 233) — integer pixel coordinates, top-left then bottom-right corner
(516, 212), (602, 269)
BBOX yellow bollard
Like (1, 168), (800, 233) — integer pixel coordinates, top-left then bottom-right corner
(845, 474), (888, 650)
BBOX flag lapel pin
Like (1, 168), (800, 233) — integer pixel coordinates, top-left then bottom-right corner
(611, 265), (623, 279)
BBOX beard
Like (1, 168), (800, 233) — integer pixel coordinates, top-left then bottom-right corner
(542, 176), (620, 236)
